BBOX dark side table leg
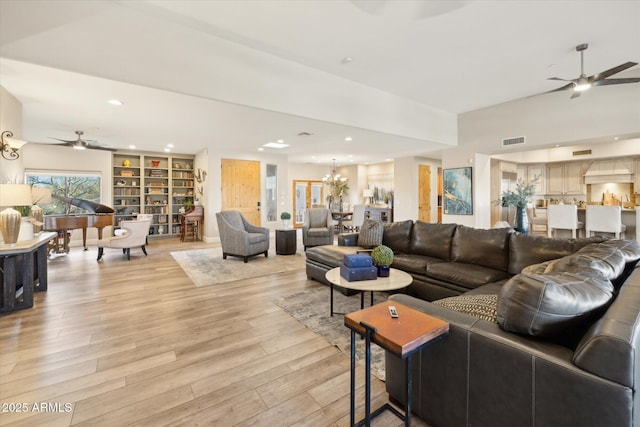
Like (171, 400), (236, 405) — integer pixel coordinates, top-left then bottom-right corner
(330, 282), (334, 316)
(350, 329), (356, 427)
(405, 356), (412, 427)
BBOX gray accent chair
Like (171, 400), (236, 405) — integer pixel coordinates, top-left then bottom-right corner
(97, 219), (151, 261)
(216, 210), (269, 263)
(302, 208), (334, 250)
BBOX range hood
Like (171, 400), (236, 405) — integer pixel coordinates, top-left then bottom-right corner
(583, 160), (633, 184)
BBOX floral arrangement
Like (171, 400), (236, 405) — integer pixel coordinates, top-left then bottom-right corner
(280, 212), (291, 220)
(497, 176), (539, 207)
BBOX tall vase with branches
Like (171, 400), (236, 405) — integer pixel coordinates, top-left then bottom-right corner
(494, 176), (539, 233)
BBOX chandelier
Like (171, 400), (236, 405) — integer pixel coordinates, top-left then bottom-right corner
(322, 159), (348, 201)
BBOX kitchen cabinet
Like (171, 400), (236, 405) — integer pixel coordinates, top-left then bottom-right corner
(546, 162), (586, 195)
(527, 164), (546, 196)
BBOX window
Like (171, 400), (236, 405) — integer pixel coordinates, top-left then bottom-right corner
(26, 171), (102, 215)
(266, 164), (277, 222)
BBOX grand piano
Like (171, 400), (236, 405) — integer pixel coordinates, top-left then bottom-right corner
(44, 196), (115, 253)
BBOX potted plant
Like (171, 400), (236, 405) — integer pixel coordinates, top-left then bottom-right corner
(494, 176), (539, 233)
(280, 211), (291, 228)
(371, 244), (394, 277)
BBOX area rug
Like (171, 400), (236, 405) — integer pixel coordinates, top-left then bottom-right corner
(171, 247), (305, 287)
(274, 287), (389, 381)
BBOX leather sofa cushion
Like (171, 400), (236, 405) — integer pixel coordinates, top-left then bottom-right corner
(358, 219), (384, 248)
(391, 253), (445, 275)
(508, 234), (607, 275)
(305, 245), (360, 267)
(573, 265), (640, 388)
(410, 221), (456, 260)
(427, 261), (511, 289)
(452, 225), (512, 271)
(546, 243), (627, 281)
(497, 272), (614, 338)
(382, 220), (413, 254)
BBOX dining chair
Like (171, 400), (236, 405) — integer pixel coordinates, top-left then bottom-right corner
(547, 204), (583, 238)
(585, 205), (626, 239)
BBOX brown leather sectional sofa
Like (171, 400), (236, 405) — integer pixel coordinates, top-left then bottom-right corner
(304, 220), (640, 426)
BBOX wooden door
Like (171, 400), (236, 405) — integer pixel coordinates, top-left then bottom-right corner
(221, 159), (261, 225)
(418, 165), (431, 223)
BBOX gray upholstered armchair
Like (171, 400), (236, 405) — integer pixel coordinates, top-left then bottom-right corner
(302, 208), (334, 250)
(215, 210), (269, 262)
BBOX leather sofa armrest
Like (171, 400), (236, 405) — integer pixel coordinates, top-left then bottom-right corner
(339, 232), (359, 246)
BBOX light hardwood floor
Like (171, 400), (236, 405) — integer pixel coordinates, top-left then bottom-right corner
(0, 238), (419, 426)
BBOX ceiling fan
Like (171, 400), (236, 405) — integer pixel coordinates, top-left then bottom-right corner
(49, 130), (117, 151)
(546, 43), (639, 99)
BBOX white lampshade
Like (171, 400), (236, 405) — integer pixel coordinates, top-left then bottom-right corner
(363, 189), (374, 198)
(0, 184), (33, 207)
(31, 186), (52, 204)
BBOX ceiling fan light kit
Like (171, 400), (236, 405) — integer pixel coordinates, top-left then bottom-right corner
(545, 43), (639, 99)
(48, 130), (116, 152)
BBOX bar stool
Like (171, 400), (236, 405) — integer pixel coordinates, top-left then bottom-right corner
(180, 206), (204, 241)
(585, 205), (626, 239)
(547, 204), (583, 238)
(526, 203), (547, 235)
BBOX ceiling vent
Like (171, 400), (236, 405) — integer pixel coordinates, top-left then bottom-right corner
(501, 136), (525, 147)
(573, 149), (592, 156)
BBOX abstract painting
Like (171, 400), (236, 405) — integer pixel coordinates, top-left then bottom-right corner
(443, 167), (473, 215)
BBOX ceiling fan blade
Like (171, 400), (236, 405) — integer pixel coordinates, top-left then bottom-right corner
(589, 62), (638, 83)
(592, 77), (640, 86)
(547, 77), (574, 82)
(570, 91), (581, 99)
(49, 137), (76, 144)
(544, 81), (575, 93)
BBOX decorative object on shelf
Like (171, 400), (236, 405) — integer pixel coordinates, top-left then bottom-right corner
(122, 159), (131, 167)
(0, 130), (28, 161)
(0, 184), (33, 245)
(443, 167), (473, 216)
(495, 175), (540, 233)
(323, 159), (349, 207)
(151, 160), (160, 167)
(280, 211), (291, 229)
(371, 244), (394, 277)
(116, 179), (126, 186)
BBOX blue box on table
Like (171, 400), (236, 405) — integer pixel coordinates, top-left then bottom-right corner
(340, 264), (377, 281)
(343, 253), (373, 268)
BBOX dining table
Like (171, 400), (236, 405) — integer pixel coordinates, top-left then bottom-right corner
(332, 210), (353, 232)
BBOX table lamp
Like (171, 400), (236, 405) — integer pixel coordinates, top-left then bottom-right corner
(363, 189), (374, 205)
(0, 184), (34, 245)
(31, 186), (52, 234)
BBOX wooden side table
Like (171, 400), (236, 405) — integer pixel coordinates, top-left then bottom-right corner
(275, 228), (297, 255)
(344, 301), (449, 426)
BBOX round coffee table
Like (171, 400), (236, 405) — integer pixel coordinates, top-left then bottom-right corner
(325, 267), (413, 316)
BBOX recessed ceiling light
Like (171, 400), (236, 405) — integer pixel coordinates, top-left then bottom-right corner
(263, 142), (290, 149)
(258, 147), (264, 151)
(345, 137), (352, 142)
(614, 136), (619, 141)
(129, 145), (136, 149)
(555, 144), (560, 147)
(385, 158), (392, 162)
(108, 99), (123, 106)
(342, 57), (353, 64)
(164, 148), (171, 153)
(167, 143), (174, 148)
(277, 139), (284, 143)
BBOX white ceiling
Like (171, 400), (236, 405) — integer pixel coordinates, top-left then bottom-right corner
(1, 0), (639, 165)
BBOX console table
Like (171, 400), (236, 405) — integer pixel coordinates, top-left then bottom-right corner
(344, 301), (449, 426)
(0, 232), (56, 314)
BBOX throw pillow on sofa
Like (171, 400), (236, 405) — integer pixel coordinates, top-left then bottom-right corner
(434, 294), (498, 323)
(357, 219), (384, 248)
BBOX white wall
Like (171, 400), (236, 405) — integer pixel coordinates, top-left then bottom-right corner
(0, 85), (24, 183)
